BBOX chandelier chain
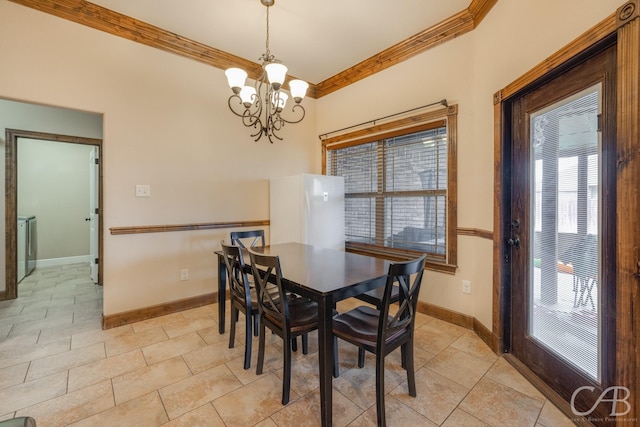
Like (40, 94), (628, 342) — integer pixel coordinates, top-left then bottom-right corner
(264, 6), (271, 60)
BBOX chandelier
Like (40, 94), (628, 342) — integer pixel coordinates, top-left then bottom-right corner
(224, 0), (308, 143)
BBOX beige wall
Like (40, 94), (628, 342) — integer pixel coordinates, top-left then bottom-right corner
(0, 0), (622, 325)
(316, 0), (621, 328)
(0, 1), (317, 313)
(18, 139), (94, 261)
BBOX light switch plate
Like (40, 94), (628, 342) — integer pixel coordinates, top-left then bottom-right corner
(135, 184), (151, 197)
(462, 280), (471, 294)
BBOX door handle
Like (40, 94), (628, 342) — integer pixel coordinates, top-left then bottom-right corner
(507, 237), (520, 247)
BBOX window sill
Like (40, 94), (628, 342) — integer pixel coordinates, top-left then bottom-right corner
(345, 244), (458, 275)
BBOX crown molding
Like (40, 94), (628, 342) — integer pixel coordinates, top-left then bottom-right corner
(314, 0), (498, 97)
(8, 0), (497, 99)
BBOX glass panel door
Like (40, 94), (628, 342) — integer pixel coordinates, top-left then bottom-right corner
(508, 43), (616, 420)
(530, 84), (601, 381)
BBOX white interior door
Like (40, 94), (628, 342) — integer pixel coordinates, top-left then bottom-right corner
(89, 147), (99, 284)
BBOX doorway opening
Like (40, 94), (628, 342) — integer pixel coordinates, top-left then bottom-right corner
(4, 129), (103, 300)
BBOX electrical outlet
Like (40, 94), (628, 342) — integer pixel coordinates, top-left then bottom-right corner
(180, 269), (189, 281)
(462, 280), (471, 294)
(135, 184), (151, 197)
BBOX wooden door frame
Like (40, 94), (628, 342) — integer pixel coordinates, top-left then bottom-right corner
(3, 129), (103, 300)
(493, 1), (640, 424)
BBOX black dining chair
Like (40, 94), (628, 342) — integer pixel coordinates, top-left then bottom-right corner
(230, 229), (265, 249)
(332, 255), (426, 427)
(230, 230), (308, 351)
(352, 269), (400, 369)
(248, 249), (338, 405)
(220, 240), (258, 370)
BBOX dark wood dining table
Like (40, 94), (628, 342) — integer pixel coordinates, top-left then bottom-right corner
(216, 242), (390, 427)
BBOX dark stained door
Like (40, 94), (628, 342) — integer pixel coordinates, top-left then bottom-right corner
(509, 44), (617, 422)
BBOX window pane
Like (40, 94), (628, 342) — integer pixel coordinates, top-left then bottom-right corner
(385, 128), (447, 191)
(345, 197), (376, 244)
(558, 156), (578, 233)
(334, 142), (378, 193)
(384, 195), (446, 254)
(530, 85), (600, 380)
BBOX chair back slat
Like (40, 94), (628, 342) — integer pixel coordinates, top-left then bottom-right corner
(230, 230), (265, 249)
(378, 255), (426, 347)
(220, 240), (252, 306)
(248, 249), (289, 329)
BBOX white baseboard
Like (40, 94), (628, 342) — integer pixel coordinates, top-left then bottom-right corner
(37, 255), (90, 268)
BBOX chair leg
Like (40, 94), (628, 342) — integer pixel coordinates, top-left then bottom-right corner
(228, 306), (237, 349)
(282, 333), (292, 405)
(375, 352), (387, 427)
(578, 277), (588, 306)
(256, 319), (266, 375)
(333, 336), (340, 378)
(358, 348), (365, 368)
(587, 278), (596, 310)
(243, 311), (252, 370)
(253, 315), (259, 336)
(302, 333), (309, 355)
(400, 344), (406, 369)
(292, 336), (298, 352)
(405, 340), (417, 397)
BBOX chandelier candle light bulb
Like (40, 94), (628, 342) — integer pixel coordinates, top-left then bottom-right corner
(289, 80), (309, 103)
(225, 68), (248, 94)
(264, 63), (287, 89)
(224, 0), (307, 143)
(270, 91), (288, 112)
(239, 86), (257, 108)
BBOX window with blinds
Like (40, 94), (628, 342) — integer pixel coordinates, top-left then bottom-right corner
(325, 108), (457, 267)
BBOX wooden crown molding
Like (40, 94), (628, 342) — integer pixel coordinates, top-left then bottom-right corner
(7, 0), (316, 97)
(315, 0), (498, 97)
(9, 0), (497, 99)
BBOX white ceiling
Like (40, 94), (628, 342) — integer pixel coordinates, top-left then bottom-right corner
(89, 0), (470, 84)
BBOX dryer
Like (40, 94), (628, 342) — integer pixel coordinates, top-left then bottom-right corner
(17, 215), (37, 281)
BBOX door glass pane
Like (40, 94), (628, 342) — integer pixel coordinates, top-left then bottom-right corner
(529, 84), (601, 381)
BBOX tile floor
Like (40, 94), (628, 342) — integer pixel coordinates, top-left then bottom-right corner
(0, 264), (578, 426)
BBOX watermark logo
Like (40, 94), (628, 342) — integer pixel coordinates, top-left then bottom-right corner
(571, 386), (631, 417)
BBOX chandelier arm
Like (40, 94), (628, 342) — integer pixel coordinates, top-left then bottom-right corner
(250, 122), (264, 142)
(227, 95), (261, 122)
(242, 109), (262, 130)
(265, 114), (283, 144)
(277, 104), (306, 125)
(228, 95), (267, 141)
(267, 129), (283, 144)
(227, 95), (249, 118)
(269, 116), (284, 133)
